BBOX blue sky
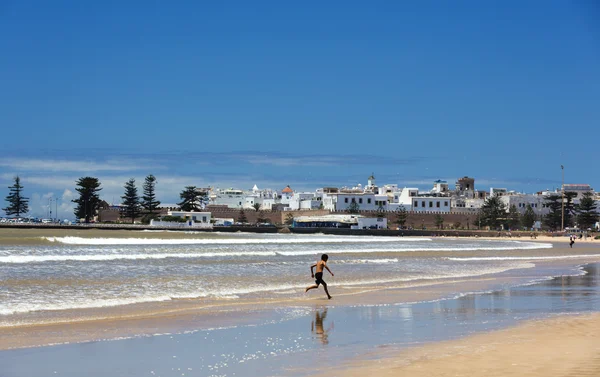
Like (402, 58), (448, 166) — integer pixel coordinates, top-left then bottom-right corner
(1, 1), (598, 219)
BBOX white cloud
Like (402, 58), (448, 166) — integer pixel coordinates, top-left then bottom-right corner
(0, 158), (159, 173)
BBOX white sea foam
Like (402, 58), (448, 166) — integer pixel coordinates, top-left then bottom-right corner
(0, 251), (277, 264)
(276, 243), (552, 256)
(43, 236), (430, 245)
(0, 263), (534, 316)
(447, 254), (600, 261)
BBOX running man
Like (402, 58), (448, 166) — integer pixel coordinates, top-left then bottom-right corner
(305, 254), (334, 299)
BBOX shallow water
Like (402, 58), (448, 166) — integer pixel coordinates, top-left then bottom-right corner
(0, 231), (558, 320)
(1, 262), (600, 377)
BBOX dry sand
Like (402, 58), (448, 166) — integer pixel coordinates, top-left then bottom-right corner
(314, 313), (600, 377)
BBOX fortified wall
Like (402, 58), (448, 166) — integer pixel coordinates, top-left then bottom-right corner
(99, 206), (480, 230)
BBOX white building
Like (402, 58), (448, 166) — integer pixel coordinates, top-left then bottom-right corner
(411, 196), (452, 213)
(150, 210), (212, 228)
(293, 214), (387, 229)
(498, 193), (548, 216)
(432, 180), (450, 195)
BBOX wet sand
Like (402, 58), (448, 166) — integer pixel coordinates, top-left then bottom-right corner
(2, 239), (600, 351)
(316, 313), (600, 377)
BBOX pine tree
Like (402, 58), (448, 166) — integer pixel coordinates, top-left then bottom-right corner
(479, 196), (507, 230)
(237, 208), (248, 223)
(522, 204), (536, 229)
(376, 204), (386, 218)
(347, 201), (360, 214)
(507, 204), (521, 230)
(3, 176), (29, 217)
(563, 192), (577, 228)
(284, 213), (294, 225)
(72, 177), (102, 223)
(434, 214), (444, 229)
(576, 192), (599, 229)
(394, 207), (408, 228)
(178, 186), (207, 212)
(121, 178), (141, 224)
(543, 194), (562, 230)
(141, 174), (161, 221)
(256, 210), (269, 224)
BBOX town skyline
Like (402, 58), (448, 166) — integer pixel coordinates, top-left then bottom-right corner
(1, 155), (593, 220)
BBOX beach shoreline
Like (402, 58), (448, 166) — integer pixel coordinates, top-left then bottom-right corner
(2, 239), (599, 351)
(2, 228), (600, 377)
(313, 312), (600, 377)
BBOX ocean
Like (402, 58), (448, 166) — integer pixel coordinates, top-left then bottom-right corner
(0, 229), (577, 323)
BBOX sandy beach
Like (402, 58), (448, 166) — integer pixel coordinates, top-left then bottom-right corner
(316, 312), (600, 377)
(1, 229), (600, 376)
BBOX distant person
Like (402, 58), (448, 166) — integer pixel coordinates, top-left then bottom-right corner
(569, 235), (575, 248)
(305, 254), (334, 299)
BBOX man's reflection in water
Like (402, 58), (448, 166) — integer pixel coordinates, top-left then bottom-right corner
(311, 308), (334, 345)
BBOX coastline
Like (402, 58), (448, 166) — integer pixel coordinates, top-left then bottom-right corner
(315, 312), (600, 377)
(2, 260), (600, 377)
(2, 228), (600, 377)
(2, 242), (599, 351)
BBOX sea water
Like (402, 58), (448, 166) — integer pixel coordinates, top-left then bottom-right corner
(0, 231), (561, 320)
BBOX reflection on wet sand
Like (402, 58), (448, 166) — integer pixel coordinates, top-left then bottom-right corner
(311, 308), (334, 345)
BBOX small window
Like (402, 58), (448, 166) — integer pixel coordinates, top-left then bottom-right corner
(351, 198), (356, 203)
(368, 198), (372, 204)
(444, 201), (448, 206)
(359, 198), (363, 204)
(414, 201), (418, 207)
(436, 202), (440, 208)
(345, 198), (348, 203)
(422, 201), (425, 207)
(429, 201), (433, 208)
(202, 216), (207, 222)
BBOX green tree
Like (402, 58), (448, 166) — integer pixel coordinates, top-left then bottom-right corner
(576, 192), (599, 229)
(73, 177), (102, 223)
(507, 204), (521, 230)
(252, 203), (261, 211)
(237, 208), (248, 223)
(284, 213), (294, 225)
(3, 176), (29, 217)
(347, 201), (360, 214)
(394, 206), (408, 228)
(177, 186), (207, 212)
(522, 204), (537, 229)
(479, 196), (507, 230)
(434, 214), (444, 229)
(121, 178), (141, 224)
(141, 174), (161, 221)
(256, 210), (269, 224)
(376, 203), (386, 218)
(563, 192), (577, 228)
(543, 194), (562, 230)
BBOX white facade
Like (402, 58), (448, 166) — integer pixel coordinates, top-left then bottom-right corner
(293, 214), (387, 229)
(432, 180), (450, 195)
(396, 188), (419, 205)
(322, 192), (388, 211)
(210, 188), (245, 208)
(499, 194), (548, 216)
(151, 210), (212, 228)
(411, 197), (451, 213)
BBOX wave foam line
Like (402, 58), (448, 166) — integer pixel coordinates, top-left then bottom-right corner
(448, 254), (600, 261)
(0, 263), (536, 316)
(276, 243), (552, 256)
(0, 251), (276, 264)
(44, 236), (431, 245)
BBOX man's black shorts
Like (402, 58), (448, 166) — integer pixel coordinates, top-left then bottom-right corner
(315, 272), (325, 286)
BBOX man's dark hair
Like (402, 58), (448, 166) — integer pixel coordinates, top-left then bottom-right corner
(321, 254), (329, 261)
